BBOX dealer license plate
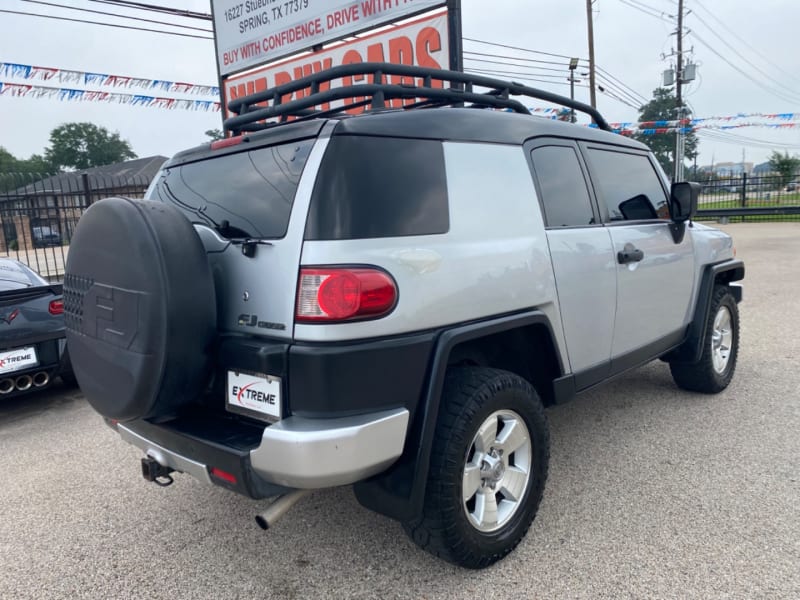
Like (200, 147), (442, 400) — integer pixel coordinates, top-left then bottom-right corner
(0, 346), (38, 375)
(227, 370), (282, 421)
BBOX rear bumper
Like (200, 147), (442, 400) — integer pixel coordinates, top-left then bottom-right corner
(117, 407), (409, 494)
(250, 408), (409, 488)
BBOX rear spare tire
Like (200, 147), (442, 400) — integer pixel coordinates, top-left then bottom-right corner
(64, 197), (216, 422)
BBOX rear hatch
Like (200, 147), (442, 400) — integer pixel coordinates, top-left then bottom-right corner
(145, 121), (329, 340)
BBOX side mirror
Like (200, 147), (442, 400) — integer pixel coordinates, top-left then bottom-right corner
(670, 181), (700, 223)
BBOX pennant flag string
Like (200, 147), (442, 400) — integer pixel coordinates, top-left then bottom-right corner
(0, 81), (220, 112)
(0, 61), (219, 98)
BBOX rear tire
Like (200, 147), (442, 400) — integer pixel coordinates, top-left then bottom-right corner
(670, 285), (739, 393)
(60, 371), (78, 388)
(402, 367), (549, 569)
(64, 197), (217, 421)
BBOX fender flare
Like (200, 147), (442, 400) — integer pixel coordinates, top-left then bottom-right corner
(354, 310), (561, 522)
(668, 258), (744, 364)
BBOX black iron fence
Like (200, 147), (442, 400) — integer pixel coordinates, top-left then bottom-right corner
(1, 170), (797, 280)
(0, 172), (151, 280)
(695, 173), (800, 222)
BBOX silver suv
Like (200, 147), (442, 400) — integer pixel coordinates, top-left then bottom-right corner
(64, 64), (743, 569)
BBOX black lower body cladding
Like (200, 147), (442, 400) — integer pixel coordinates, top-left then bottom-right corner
(64, 197), (217, 422)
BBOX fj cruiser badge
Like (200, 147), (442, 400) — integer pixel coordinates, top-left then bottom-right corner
(237, 314), (286, 331)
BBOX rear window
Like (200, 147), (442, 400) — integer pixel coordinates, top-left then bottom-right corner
(147, 139), (315, 239)
(305, 136), (449, 240)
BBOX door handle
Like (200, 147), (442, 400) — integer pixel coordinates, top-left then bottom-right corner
(617, 243), (644, 264)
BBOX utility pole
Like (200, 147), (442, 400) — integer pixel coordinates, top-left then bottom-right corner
(586, 0), (597, 108)
(674, 0), (685, 182)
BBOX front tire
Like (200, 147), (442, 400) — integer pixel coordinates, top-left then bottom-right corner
(403, 367), (549, 569)
(670, 285), (739, 393)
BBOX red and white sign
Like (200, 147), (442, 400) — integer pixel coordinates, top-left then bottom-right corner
(227, 370), (282, 420)
(0, 347), (38, 375)
(223, 11), (448, 115)
(213, 0), (445, 76)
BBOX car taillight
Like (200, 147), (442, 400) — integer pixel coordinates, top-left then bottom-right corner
(296, 267), (397, 323)
(49, 299), (64, 315)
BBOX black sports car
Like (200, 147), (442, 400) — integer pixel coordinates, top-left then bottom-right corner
(0, 258), (73, 396)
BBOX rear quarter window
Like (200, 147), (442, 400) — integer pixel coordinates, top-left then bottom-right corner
(147, 139), (314, 239)
(304, 136), (449, 240)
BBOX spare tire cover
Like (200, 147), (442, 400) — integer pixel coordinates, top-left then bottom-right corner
(64, 197), (216, 422)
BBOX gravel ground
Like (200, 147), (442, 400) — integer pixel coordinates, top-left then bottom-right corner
(1, 222), (798, 599)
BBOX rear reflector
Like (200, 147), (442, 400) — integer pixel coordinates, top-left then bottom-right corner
(210, 136), (244, 150)
(210, 467), (237, 484)
(296, 267), (397, 322)
(48, 299), (64, 315)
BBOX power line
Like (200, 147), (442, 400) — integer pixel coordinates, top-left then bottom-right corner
(595, 65), (648, 104)
(464, 50), (574, 69)
(0, 8), (214, 40)
(88, 0), (211, 20)
(689, 30), (800, 106)
(18, 0), (213, 33)
(463, 39), (647, 110)
(697, 129), (800, 151)
(464, 55), (578, 74)
(463, 63), (578, 82)
(464, 68), (582, 90)
(689, 7), (800, 103)
(595, 72), (645, 108)
(464, 37), (586, 62)
(596, 86), (640, 110)
(692, 0), (800, 88)
(617, 0), (673, 23)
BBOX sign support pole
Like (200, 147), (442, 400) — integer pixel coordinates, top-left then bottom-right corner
(447, 0), (463, 72)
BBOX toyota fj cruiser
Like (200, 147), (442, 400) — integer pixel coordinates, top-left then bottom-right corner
(64, 63), (743, 569)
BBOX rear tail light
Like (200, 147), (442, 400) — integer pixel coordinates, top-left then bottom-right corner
(49, 299), (64, 315)
(296, 267), (397, 323)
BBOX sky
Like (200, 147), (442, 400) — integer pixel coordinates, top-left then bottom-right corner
(1, 0), (800, 168)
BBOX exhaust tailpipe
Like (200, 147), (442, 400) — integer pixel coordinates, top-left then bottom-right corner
(15, 375), (32, 391)
(32, 371), (50, 388)
(0, 379), (14, 394)
(255, 490), (312, 530)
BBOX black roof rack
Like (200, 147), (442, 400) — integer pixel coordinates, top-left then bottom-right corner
(224, 62), (611, 134)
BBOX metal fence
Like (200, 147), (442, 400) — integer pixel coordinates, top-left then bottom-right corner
(0, 172), (151, 281)
(1, 170), (797, 281)
(695, 173), (800, 222)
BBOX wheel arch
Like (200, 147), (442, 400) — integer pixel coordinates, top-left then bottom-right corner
(353, 310), (562, 522)
(666, 258), (744, 364)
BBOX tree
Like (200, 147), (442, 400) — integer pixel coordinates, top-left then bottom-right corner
(0, 148), (56, 193)
(768, 150), (800, 186)
(44, 122), (136, 170)
(205, 129), (225, 141)
(632, 88), (698, 178)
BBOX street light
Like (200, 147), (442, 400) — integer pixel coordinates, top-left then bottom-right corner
(568, 58), (579, 123)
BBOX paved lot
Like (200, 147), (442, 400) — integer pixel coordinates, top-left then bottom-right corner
(1, 223), (798, 599)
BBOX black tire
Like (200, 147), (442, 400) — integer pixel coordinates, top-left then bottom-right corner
(670, 285), (739, 393)
(64, 197), (217, 422)
(59, 371), (78, 388)
(402, 367), (549, 569)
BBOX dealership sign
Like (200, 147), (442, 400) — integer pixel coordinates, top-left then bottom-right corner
(212, 0), (445, 76)
(223, 11), (448, 116)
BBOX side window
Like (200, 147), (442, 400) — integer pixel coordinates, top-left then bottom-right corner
(305, 136), (449, 240)
(585, 148), (670, 221)
(531, 146), (595, 227)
